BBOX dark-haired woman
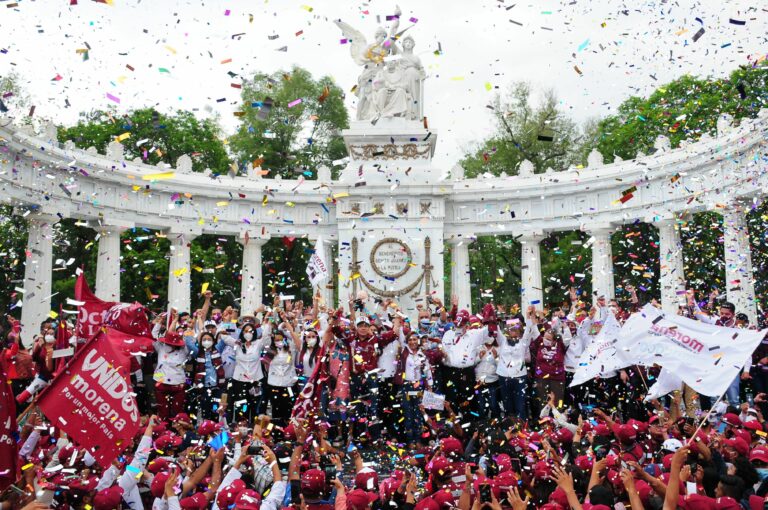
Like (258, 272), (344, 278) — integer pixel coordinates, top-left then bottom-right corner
(192, 330), (225, 420)
(222, 322), (266, 423)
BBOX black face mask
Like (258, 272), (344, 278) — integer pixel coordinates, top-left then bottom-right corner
(508, 337), (520, 346)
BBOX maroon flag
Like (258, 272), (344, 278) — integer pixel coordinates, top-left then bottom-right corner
(37, 328), (141, 468)
(74, 273), (115, 342)
(0, 354), (17, 491)
(291, 342), (330, 427)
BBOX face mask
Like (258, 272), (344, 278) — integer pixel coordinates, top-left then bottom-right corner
(758, 468), (768, 481)
(243, 332), (253, 341)
(44, 335), (55, 343)
(306, 338), (317, 347)
(484, 338), (494, 345)
(212, 314), (222, 323)
(202, 340), (214, 349)
(543, 339), (554, 347)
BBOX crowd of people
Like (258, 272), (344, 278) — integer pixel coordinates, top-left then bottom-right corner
(2, 285), (768, 510)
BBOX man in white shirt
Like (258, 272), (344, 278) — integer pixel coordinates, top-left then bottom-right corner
(439, 309), (492, 410)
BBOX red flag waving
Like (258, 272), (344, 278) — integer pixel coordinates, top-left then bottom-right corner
(74, 273), (116, 342)
(291, 342), (330, 427)
(0, 354), (18, 491)
(37, 328), (141, 468)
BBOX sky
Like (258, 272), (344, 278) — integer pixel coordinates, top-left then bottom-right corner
(0, 0), (766, 169)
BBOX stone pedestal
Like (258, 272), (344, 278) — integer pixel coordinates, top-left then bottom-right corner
(336, 119), (444, 318)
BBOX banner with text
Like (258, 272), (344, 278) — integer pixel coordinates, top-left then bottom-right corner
(37, 328), (141, 467)
(570, 312), (626, 387)
(616, 304), (767, 397)
(306, 236), (330, 286)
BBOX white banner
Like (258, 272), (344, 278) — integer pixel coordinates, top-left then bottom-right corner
(616, 304), (767, 397)
(643, 368), (684, 402)
(570, 312), (627, 387)
(306, 236), (330, 286)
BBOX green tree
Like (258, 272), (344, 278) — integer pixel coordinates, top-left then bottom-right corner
(51, 109), (234, 309)
(229, 66), (349, 179)
(59, 108), (229, 174)
(461, 82), (582, 177)
(0, 206), (28, 315)
(586, 63), (768, 314)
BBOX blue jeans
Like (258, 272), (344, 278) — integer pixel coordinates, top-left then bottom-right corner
(401, 387), (422, 444)
(476, 380), (501, 419)
(352, 374), (380, 439)
(500, 376), (528, 420)
(726, 375), (741, 405)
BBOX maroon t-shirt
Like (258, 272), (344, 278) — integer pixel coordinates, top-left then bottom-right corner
(530, 337), (566, 381)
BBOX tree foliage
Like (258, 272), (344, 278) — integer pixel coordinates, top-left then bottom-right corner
(461, 82), (584, 177)
(58, 108), (229, 174)
(229, 66), (349, 179)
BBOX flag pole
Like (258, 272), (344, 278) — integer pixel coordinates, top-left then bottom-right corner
(686, 391), (726, 446)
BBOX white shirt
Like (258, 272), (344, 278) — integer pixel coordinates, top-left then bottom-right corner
(403, 348), (433, 387)
(378, 330), (405, 379)
(223, 335), (265, 383)
(154, 342), (193, 385)
(496, 323), (537, 379)
(441, 327), (491, 368)
(268, 344), (298, 387)
(475, 344), (499, 383)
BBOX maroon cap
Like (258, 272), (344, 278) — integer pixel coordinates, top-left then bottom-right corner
(155, 433), (183, 451)
(179, 492), (209, 510)
(431, 489), (456, 508)
(750, 445), (768, 463)
(217, 479), (246, 509)
(553, 428), (574, 444)
(494, 453), (512, 473)
(347, 489), (378, 510)
(234, 489), (262, 510)
(540, 505), (565, 510)
(174, 412), (192, 425)
(749, 495), (765, 510)
(549, 487), (569, 508)
(678, 495), (717, 510)
(743, 420), (763, 433)
(494, 470), (518, 492)
(594, 424), (612, 437)
(147, 457), (171, 474)
(724, 437), (749, 457)
(440, 436), (464, 456)
(715, 497), (742, 510)
(301, 468), (326, 497)
(197, 419), (218, 436)
(575, 455), (594, 471)
(151, 472), (170, 499)
(414, 497), (440, 510)
(615, 424), (637, 444)
(533, 461), (551, 480)
(428, 456), (452, 476)
(93, 486), (124, 510)
(354, 468), (379, 491)
(722, 413), (742, 428)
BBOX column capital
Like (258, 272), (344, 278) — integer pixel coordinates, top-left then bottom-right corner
(238, 232), (270, 246)
(446, 236), (474, 246)
(167, 228), (201, 242)
(518, 231), (545, 243)
(587, 223), (617, 236)
(15, 209), (59, 225)
(91, 218), (134, 233)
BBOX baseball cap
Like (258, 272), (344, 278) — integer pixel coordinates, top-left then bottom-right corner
(346, 489), (378, 510)
(662, 438), (684, 452)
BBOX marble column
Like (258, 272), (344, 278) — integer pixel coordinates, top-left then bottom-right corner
(167, 233), (197, 313)
(589, 227), (615, 303)
(20, 215), (55, 346)
(95, 226), (122, 301)
(448, 238), (472, 311)
(722, 205), (757, 322)
(320, 238), (336, 308)
(656, 219), (687, 314)
(239, 234), (270, 314)
(520, 232), (544, 310)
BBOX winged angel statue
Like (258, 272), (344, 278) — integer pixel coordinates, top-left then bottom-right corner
(335, 6), (425, 122)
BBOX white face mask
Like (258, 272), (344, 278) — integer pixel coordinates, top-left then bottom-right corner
(243, 332), (253, 342)
(44, 335), (55, 343)
(202, 340), (214, 349)
(306, 338), (317, 348)
(484, 338), (494, 345)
